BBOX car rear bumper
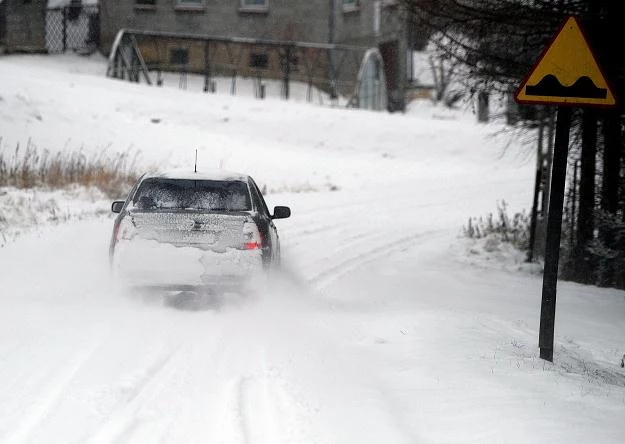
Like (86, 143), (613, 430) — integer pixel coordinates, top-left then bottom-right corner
(112, 238), (262, 289)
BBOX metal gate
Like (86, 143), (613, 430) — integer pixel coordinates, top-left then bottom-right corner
(46, 4), (99, 53)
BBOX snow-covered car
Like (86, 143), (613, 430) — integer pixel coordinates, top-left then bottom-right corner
(109, 169), (290, 291)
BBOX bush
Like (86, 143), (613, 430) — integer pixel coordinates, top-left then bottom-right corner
(587, 211), (625, 288)
(0, 140), (140, 198)
(463, 201), (531, 251)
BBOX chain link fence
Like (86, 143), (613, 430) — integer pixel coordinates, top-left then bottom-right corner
(46, 5), (99, 54)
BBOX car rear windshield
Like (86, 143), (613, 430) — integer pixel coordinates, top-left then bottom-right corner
(132, 178), (252, 211)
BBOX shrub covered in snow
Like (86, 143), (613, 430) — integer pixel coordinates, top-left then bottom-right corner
(458, 201), (539, 273)
(463, 200), (530, 251)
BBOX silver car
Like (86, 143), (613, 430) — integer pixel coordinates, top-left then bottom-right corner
(109, 168), (290, 291)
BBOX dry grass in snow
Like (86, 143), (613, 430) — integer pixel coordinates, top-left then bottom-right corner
(0, 140), (140, 198)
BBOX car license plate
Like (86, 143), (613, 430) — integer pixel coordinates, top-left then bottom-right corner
(186, 230), (216, 244)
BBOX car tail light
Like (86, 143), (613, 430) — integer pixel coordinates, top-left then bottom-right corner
(242, 221), (262, 250)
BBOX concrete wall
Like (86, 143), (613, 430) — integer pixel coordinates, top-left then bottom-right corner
(2, 0), (47, 52)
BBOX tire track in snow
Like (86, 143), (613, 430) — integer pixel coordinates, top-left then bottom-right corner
(5, 339), (103, 444)
(284, 205), (447, 289)
(85, 319), (271, 444)
(307, 229), (447, 289)
(288, 228), (393, 280)
(236, 377), (254, 444)
(279, 188), (457, 290)
(233, 346), (290, 444)
(84, 343), (187, 444)
(283, 222), (338, 239)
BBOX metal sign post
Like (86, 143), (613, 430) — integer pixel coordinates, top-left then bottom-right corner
(538, 106), (571, 362)
(515, 16), (616, 362)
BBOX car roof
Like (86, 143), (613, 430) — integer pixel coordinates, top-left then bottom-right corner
(141, 168), (250, 183)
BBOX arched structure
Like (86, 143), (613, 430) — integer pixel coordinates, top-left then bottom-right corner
(353, 48), (388, 111)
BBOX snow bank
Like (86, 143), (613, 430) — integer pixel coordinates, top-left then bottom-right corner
(0, 186), (110, 246)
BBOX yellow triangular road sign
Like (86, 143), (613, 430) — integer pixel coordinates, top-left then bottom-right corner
(515, 16), (616, 107)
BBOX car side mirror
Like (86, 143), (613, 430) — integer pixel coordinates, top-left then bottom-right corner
(272, 206), (291, 219)
(111, 201), (125, 213)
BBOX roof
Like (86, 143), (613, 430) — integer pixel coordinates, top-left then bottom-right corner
(142, 168), (250, 182)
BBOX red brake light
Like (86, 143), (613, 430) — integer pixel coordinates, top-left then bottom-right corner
(242, 221), (262, 250)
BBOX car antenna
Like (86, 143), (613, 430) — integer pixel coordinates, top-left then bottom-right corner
(194, 149), (198, 173)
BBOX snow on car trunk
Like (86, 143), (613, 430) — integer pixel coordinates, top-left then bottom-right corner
(124, 211), (255, 251)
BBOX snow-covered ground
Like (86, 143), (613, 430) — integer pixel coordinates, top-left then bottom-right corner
(0, 54), (623, 443)
(0, 186), (109, 246)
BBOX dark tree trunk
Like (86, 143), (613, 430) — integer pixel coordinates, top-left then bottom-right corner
(573, 109), (597, 283)
(598, 113), (621, 286)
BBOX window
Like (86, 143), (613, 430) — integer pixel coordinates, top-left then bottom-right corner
(135, 0), (156, 7)
(133, 179), (252, 212)
(248, 180), (270, 217)
(175, 0), (204, 9)
(240, 0), (269, 12)
(249, 53), (269, 69)
(170, 48), (189, 65)
(343, 0), (359, 12)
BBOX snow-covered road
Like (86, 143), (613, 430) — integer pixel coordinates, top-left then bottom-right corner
(0, 180), (457, 443)
(1, 55), (624, 443)
(0, 188), (440, 443)
(2, 182), (624, 443)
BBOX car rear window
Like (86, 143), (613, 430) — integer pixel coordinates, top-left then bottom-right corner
(132, 178), (252, 211)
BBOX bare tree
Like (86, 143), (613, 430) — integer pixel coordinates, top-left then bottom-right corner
(401, 0), (625, 288)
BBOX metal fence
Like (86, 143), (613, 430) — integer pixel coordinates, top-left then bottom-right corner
(106, 29), (389, 110)
(46, 4), (99, 53)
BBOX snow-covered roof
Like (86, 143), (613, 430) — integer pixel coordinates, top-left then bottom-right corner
(144, 168), (250, 183)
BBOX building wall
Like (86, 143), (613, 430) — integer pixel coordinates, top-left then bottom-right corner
(101, 1), (405, 54)
(3, 0), (47, 52)
(0, 3), (6, 48)
(100, 0), (407, 109)
(101, 0), (333, 52)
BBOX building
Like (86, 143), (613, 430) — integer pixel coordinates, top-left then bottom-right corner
(100, 0), (409, 110)
(0, 0), (47, 53)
